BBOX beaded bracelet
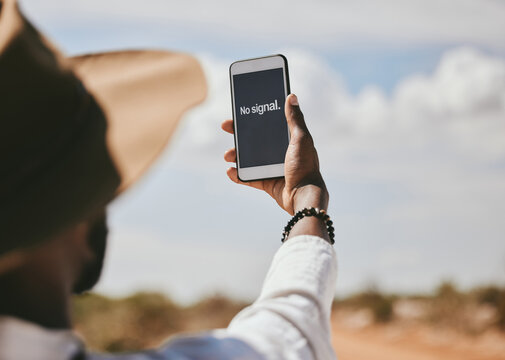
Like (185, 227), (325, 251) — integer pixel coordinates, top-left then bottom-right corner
(282, 207), (335, 245)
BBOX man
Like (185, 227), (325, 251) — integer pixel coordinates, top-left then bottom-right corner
(0, 1), (337, 359)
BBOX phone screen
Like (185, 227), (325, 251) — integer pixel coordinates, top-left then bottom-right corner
(233, 68), (289, 168)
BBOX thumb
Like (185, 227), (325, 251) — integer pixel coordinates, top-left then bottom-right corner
(285, 94), (308, 135)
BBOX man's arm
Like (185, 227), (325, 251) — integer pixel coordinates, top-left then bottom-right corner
(218, 95), (337, 359)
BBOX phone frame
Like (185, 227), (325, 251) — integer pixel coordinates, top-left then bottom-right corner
(229, 54), (291, 182)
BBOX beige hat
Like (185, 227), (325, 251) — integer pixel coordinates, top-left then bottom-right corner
(0, 0), (207, 268)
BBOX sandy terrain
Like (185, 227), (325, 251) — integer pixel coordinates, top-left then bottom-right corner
(331, 318), (505, 360)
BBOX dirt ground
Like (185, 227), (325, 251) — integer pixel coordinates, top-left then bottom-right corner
(331, 317), (505, 360)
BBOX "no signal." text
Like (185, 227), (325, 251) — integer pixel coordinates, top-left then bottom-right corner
(239, 99), (280, 116)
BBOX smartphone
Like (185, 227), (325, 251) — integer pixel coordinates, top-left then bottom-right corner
(229, 54), (290, 181)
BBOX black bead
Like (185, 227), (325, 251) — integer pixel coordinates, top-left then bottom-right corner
(282, 208), (335, 246)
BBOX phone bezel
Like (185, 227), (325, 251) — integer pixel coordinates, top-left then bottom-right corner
(229, 54), (290, 182)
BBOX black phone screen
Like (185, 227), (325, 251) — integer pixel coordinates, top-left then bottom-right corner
(233, 68), (289, 168)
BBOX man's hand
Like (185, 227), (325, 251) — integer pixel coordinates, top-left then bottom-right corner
(222, 94), (328, 215)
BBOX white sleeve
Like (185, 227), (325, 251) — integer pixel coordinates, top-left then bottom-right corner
(219, 235), (338, 360)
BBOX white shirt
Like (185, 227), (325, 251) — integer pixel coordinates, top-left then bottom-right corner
(0, 235), (338, 360)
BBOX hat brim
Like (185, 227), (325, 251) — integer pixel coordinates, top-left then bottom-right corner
(68, 50), (207, 193)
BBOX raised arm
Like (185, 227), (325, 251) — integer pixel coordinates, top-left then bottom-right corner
(219, 94), (337, 359)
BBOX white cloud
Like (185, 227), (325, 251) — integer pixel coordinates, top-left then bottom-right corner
(21, 0), (505, 50)
(394, 47), (505, 117)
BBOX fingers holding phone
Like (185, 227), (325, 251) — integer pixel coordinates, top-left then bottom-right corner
(225, 55), (327, 214)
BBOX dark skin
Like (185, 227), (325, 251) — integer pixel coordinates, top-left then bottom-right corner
(0, 94), (330, 330)
(0, 223), (92, 328)
(0, 213), (107, 329)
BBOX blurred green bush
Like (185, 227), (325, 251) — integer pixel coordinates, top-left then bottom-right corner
(72, 292), (247, 352)
(333, 286), (395, 323)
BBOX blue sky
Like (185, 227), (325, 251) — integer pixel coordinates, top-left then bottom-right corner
(20, 0), (505, 303)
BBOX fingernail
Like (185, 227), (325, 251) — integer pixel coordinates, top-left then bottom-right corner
(289, 94), (299, 106)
